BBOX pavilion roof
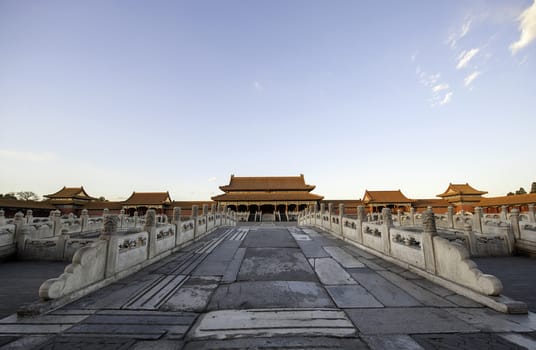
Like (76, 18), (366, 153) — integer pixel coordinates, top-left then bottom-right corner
(123, 192), (172, 206)
(437, 183), (487, 198)
(362, 190), (414, 204)
(44, 186), (96, 200)
(477, 193), (536, 207)
(212, 191), (323, 202)
(219, 175), (316, 192)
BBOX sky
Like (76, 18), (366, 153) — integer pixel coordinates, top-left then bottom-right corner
(1, 0), (535, 201)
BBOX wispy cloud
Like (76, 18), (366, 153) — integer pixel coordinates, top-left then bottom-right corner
(207, 176), (216, 182)
(510, 0), (536, 54)
(448, 18), (473, 48)
(432, 84), (449, 92)
(253, 81), (263, 91)
(464, 71), (481, 87)
(0, 149), (56, 162)
(456, 48), (480, 69)
(439, 92), (453, 105)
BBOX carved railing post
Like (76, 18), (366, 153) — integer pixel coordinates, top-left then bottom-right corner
(103, 208), (110, 218)
(528, 204), (536, 223)
(145, 209), (157, 259)
(422, 209), (438, 274)
(410, 207), (416, 226)
(192, 205), (199, 237)
(14, 211), (25, 249)
(500, 206), (508, 221)
(381, 208), (393, 254)
(101, 214), (119, 278)
(509, 209), (521, 240)
(173, 207), (182, 246)
(80, 209), (89, 232)
(53, 210), (62, 236)
(133, 211), (139, 227)
(339, 203), (344, 236)
(473, 207), (483, 233)
(464, 223), (478, 256)
(0, 209), (5, 226)
(447, 206), (454, 229)
(25, 209), (33, 224)
(119, 209), (125, 229)
(396, 209), (402, 226)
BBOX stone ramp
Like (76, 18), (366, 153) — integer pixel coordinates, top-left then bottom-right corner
(2, 225), (536, 349)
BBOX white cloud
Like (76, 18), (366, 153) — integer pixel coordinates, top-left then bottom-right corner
(432, 84), (449, 92)
(448, 18), (473, 48)
(411, 50), (419, 62)
(439, 92), (453, 105)
(456, 48), (480, 69)
(207, 177), (216, 182)
(510, 0), (536, 54)
(253, 81), (263, 91)
(464, 71), (481, 87)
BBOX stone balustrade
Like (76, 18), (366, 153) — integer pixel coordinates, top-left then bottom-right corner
(299, 208), (503, 299)
(38, 207), (236, 301)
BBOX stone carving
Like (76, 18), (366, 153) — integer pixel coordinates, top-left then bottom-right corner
(119, 236), (147, 251)
(156, 228), (174, 240)
(145, 209), (156, 227)
(422, 210), (437, 234)
(382, 208), (393, 227)
(102, 215), (119, 237)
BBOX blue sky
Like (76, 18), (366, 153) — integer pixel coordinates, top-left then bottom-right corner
(1, 0), (535, 200)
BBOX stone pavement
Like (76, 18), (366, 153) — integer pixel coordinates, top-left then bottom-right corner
(0, 223), (536, 349)
(474, 256), (536, 313)
(0, 261), (68, 319)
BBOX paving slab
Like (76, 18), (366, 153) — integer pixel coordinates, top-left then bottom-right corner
(312, 258), (357, 285)
(65, 311), (195, 339)
(295, 241), (331, 258)
(377, 270), (455, 307)
(123, 275), (188, 310)
(325, 285), (383, 308)
(187, 309), (356, 340)
(238, 247), (316, 282)
(345, 307), (478, 334)
(362, 334), (425, 350)
(192, 240), (241, 276)
(323, 246), (365, 268)
(0, 336), (50, 350)
(207, 281), (334, 310)
(445, 294), (484, 308)
(130, 339), (183, 350)
(412, 332), (526, 349)
(31, 336), (136, 350)
(348, 268), (421, 307)
(161, 276), (220, 312)
(412, 277), (455, 297)
(342, 244), (377, 259)
(240, 230), (298, 248)
(499, 333), (536, 349)
(183, 336), (368, 349)
(221, 248), (246, 283)
(445, 308), (536, 332)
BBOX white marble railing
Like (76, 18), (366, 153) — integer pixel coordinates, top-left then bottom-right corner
(39, 209), (236, 300)
(299, 209), (502, 298)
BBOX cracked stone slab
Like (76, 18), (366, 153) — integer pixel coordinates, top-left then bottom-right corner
(183, 336), (368, 349)
(221, 248), (246, 284)
(445, 308), (536, 332)
(348, 269), (421, 307)
(240, 230), (298, 248)
(192, 241), (241, 276)
(325, 285), (383, 308)
(187, 309), (356, 340)
(207, 281), (334, 310)
(412, 332), (526, 349)
(362, 334), (425, 350)
(345, 307), (478, 334)
(238, 248), (316, 282)
(296, 241), (331, 258)
(161, 276), (220, 312)
(323, 246), (365, 268)
(312, 258), (357, 285)
(499, 333), (536, 349)
(31, 336), (136, 350)
(377, 270), (455, 307)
